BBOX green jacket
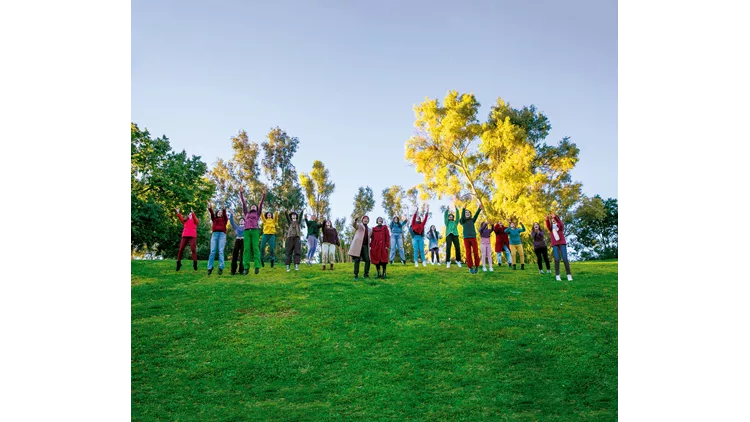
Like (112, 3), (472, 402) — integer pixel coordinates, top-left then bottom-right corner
(305, 219), (321, 238)
(444, 207), (460, 236)
(459, 207), (482, 239)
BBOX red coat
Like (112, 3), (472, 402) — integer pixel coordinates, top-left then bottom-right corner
(545, 216), (567, 247)
(369, 224), (391, 264)
(492, 223), (510, 252)
(209, 208), (228, 233)
(411, 211), (429, 236)
(177, 212), (199, 238)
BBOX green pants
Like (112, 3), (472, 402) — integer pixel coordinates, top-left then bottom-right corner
(261, 234), (276, 263)
(243, 229), (261, 269)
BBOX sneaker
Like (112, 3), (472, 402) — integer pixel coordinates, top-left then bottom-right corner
(457, 261), (462, 268)
(254, 268), (259, 275)
(286, 265), (290, 272)
(446, 262), (451, 269)
(423, 261), (427, 267)
(556, 275), (562, 281)
(482, 267), (487, 272)
(547, 269), (551, 274)
(390, 260), (393, 264)
(567, 274), (573, 281)
(354, 275), (359, 280)
(322, 265), (326, 271)
(295, 264), (299, 271)
(218, 268), (223, 275)
(243, 269), (249, 275)
(489, 267), (494, 272)
(539, 270), (544, 274)
(415, 263), (419, 268)
(207, 269), (213, 275)
(402, 260), (406, 265)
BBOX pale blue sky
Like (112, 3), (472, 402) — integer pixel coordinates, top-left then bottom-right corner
(132, 0), (617, 230)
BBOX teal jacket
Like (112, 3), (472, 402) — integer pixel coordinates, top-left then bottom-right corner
(505, 223), (526, 245)
(459, 207), (482, 239)
(444, 207), (460, 236)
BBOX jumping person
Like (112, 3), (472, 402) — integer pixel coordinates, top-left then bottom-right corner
(206, 201), (228, 275)
(260, 211), (279, 268)
(370, 217), (391, 279)
(493, 221), (512, 268)
(174, 207), (199, 271)
(505, 220), (526, 270)
(348, 215), (372, 280)
(410, 206), (429, 268)
(426, 224), (441, 265)
(284, 209), (304, 272)
(320, 219), (340, 271)
(532, 222), (552, 274)
(389, 216), (408, 264)
(546, 213), (573, 281)
(303, 214), (322, 266)
(478, 221), (494, 272)
(460, 203), (483, 274)
(228, 212), (245, 275)
(444, 205), (462, 268)
(239, 188), (266, 275)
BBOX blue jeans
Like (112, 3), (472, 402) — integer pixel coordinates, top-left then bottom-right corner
(389, 233), (405, 262)
(412, 235), (425, 263)
(306, 235), (319, 260)
(552, 244), (572, 276)
(207, 231), (226, 270)
(496, 245), (511, 265)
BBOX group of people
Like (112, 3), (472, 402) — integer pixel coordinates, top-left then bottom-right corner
(174, 192), (574, 282)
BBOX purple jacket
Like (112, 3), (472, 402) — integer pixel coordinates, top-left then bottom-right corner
(240, 191), (265, 229)
(479, 222), (493, 239)
(532, 229), (547, 249)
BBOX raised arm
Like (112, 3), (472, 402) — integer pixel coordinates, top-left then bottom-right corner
(207, 201), (215, 220)
(554, 215), (564, 231)
(460, 208), (466, 223)
(229, 212), (239, 231)
(472, 206), (482, 221)
(239, 190), (247, 214)
(444, 208), (449, 225)
(191, 211), (199, 225)
(175, 207), (185, 224)
(412, 211), (418, 226)
(519, 223), (526, 233)
(423, 206), (429, 225)
(258, 190), (266, 216)
(545, 215), (552, 231)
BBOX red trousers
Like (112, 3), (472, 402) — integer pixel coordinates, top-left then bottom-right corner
(177, 236), (197, 262)
(463, 238), (480, 268)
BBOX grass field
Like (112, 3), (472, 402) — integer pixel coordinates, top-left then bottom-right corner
(132, 259), (617, 421)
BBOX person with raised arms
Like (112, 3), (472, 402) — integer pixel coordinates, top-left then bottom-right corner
(239, 187), (266, 275)
(228, 211), (245, 275)
(478, 220), (494, 272)
(444, 204), (462, 268)
(260, 210), (279, 268)
(505, 220), (526, 270)
(174, 206), (199, 272)
(492, 221), (512, 268)
(410, 205), (429, 268)
(304, 214), (322, 266)
(320, 219), (340, 271)
(531, 222), (552, 275)
(388, 215), (408, 265)
(206, 201), (228, 275)
(284, 209), (304, 272)
(545, 213), (573, 281)
(426, 224), (442, 265)
(460, 202), (483, 274)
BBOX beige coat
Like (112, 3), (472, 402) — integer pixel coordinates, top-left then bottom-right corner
(347, 220), (372, 257)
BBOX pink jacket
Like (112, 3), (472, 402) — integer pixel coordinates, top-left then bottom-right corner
(545, 216), (567, 247)
(177, 212), (199, 237)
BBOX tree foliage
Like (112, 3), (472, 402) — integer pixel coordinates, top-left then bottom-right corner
(405, 91), (582, 261)
(351, 186), (375, 224)
(568, 196), (618, 260)
(131, 123), (213, 256)
(207, 130), (265, 213)
(299, 160), (335, 219)
(260, 127), (306, 258)
(381, 185), (408, 219)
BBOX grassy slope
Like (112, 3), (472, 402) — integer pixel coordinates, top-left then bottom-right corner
(132, 260), (617, 421)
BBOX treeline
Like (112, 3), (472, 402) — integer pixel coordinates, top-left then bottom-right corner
(131, 91), (617, 262)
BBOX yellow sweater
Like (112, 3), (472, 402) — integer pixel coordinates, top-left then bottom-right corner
(261, 212), (279, 235)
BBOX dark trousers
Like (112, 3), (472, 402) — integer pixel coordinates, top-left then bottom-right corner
(352, 243), (370, 276)
(534, 246), (551, 271)
(285, 236), (301, 265)
(430, 248), (439, 263)
(231, 238), (245, 274)
(446, 233), (461, 263)
(177, 236), (197, 263)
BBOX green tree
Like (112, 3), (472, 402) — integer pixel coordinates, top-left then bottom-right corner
(131, 123), (213, 257)
(207, 130), (265, 214)
(261, 127), (305, 259)
(351, 186), (375, 224)
(299, 160), (335, 219)
(568, 196), (618, 260)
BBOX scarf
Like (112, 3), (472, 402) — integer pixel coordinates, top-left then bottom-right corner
(552, 223), (561, 241)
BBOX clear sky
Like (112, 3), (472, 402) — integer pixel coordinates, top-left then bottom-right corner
(132, 0), (617, 230)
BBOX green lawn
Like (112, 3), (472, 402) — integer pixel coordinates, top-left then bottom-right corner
(132, 259), (617, 421)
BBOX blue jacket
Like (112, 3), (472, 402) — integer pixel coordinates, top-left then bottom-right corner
(390, 219), (408, 236)
(426, 229), (441, 249)
(229, 213), (245, 237)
